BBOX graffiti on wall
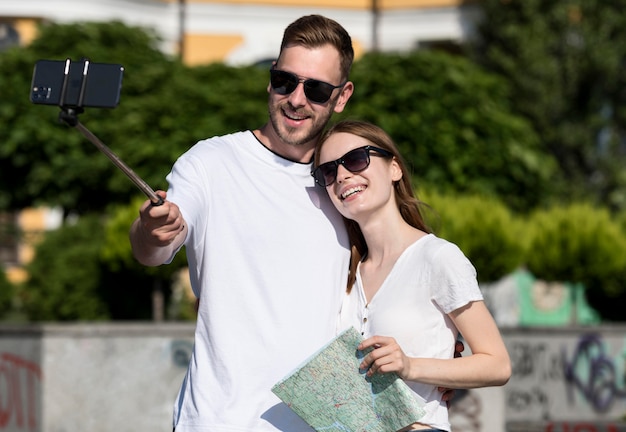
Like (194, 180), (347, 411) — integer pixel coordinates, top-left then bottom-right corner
(506, 332), (626, 422)
(545, 422), (626, 432)
(170, 339), (193, 369)
(563, 333), (626, 413)
(0, 353), (42, 431)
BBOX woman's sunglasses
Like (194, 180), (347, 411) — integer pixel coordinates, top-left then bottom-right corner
(312, 145), (393, 187)
(269, 68), (346, 104)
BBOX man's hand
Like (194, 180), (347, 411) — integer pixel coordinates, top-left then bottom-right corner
(137, 191), (185, 246)
(130, 190), (187, 266)
(440, 340), (465, 407)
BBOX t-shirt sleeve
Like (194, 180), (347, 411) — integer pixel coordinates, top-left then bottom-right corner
(164, 143), (211, 264)
(167, 137), (220, 234)
(430, 242), (483, 314)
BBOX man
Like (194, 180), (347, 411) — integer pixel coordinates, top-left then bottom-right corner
(130, 15), (355, 431)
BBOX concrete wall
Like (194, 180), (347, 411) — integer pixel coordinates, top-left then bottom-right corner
(1, 324), (626, 432)
(0, 323), (194, 432)
(449, 326), (626, 432)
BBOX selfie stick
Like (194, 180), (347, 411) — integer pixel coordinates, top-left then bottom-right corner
(57, 59), (163, 206)
(59, 109), (164, 206)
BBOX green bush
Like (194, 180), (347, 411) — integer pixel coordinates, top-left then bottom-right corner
(22, 215), (110, 321)
(420, 190), (527, 283)
(101, 197), (192, 321)
(526, 203), (626, 296)
(615, 210), (626, 234)
(346, 50), (558, 212)
(0, 268), (13, 318)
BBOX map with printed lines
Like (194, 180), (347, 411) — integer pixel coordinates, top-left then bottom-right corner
(272, 327), (425, 431)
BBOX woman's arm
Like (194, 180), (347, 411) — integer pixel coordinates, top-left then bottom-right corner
(358, 301), (511, 389)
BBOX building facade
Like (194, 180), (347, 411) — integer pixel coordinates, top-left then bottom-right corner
(0, 0), (480, 65)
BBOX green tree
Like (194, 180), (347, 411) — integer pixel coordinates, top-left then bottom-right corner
(422, 190), (527, 283)
(9, 19), (626, 320)
(101, 196), (190, 320)
(0, 21), (173, 213)
(21, 215), (110, 320)
(0, 21), (268, 215)
(2, 20), (560, 216)
(19, 211), (175, 321)
(0, 267), (13, 319)
(345, 50), (557, 211)
(525, 203), (626, 321)
(473, 0), (626, 210)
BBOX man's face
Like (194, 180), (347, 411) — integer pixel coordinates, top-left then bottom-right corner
(267, 45), (352, 150)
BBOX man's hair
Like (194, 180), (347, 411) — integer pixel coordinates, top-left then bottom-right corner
(279, 15), (354, 81)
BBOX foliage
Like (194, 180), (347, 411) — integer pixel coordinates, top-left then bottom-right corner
(419, 192), (626, 320)
(21, 215), (110, 320)
(0, 21), (267, 215)
(4, 19), (626, 320)
(101, 196), (185, 273)
(19, 210), (174, 321)
(345, 50), (558, 212)
(421, 190), (527, 283)
(473, 0), (626, 210)
(101, 197), (193, 320)
(0, 21), (170, 213)
(525, 203), (626, 321)
(615, 209), (626, 234)
(0, 20), (561, 216)
(105, 61), (268, 204)
(525, 203), (626, 297)
(0, 268), (13, 319)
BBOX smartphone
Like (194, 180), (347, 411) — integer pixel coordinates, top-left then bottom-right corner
(30, 59), (124, 108)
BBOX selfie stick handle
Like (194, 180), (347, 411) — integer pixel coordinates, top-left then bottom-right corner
(59, 108), (164, 206)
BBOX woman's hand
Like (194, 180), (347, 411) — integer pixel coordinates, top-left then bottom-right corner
(359, 337), (467, 408)
(358, 335), (411, 379)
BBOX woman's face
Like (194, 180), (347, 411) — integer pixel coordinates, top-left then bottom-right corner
(318, 132), (402, 223)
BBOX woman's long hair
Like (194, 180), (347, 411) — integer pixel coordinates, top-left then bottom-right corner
(315, 120), (432, 292)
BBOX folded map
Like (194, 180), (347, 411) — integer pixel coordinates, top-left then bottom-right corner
(272, 326), (425, 432)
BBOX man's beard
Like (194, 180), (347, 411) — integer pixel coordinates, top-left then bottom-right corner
(268, 100), (336, 147)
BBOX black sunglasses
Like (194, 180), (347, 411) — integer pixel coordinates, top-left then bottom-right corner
(269, 67), (346, 104)
(312, 145), (393, 187)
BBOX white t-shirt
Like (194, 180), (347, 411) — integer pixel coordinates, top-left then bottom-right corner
(167, 131), (350, 432)
(337, 234), (483, 432)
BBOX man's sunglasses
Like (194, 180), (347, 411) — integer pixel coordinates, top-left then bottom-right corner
(269, 68), (346, 104)
(312, 145), (393, 187)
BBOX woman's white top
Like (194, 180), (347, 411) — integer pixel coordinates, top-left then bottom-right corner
(337, 233), (483, 431)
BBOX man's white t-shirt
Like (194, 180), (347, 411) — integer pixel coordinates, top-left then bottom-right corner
(167, 131), (350, 431)
(337, 234), (484, 432)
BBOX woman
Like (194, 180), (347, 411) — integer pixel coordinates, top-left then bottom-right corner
(312, 120), (511, 432)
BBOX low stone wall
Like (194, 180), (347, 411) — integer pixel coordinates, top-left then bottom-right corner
(0, 323), (194, 432)
(1, 324), (626, 432)
(449, 326), (626, 431)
